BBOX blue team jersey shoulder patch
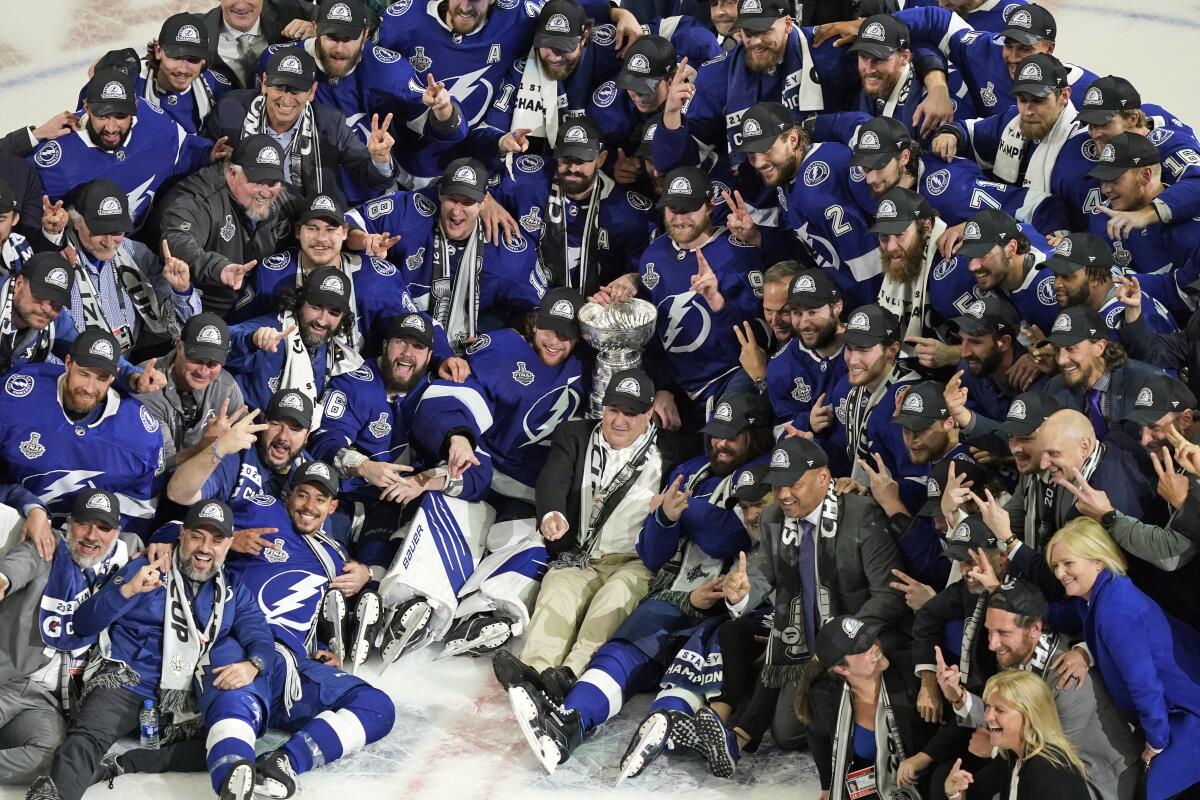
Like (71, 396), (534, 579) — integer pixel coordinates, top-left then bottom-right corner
(1104, 304), (1122, 328)
(516, 154), (544, 173)
(34, 140), (62, 168)
(413, 193), (436, 217)
(139, 405), (160, 433)
(1036, 274), (1056, 305)
(1081, 137), (1100, 162)
(627, 191), (652, 211)
(803, 161), (830, 187)
(932, 257), (957, 281)
(849, 165), (865, 183)
(591, 24), (616, 46)
(504, 234), (529, 252)
(248, 493), (277, 507)
(350, 364), (375, 381)
(592, 81), (618, 108)
(466, 334), (492, 355)
(1147, 127), (1175, 146)
(262, 252), (291, 271)
(209, 69), (231, 86)
(925, 169), (951, 196)
(702, 51), (728, 66)
(371, 256), (396, 276)
(372, 45), (402, 63)
(728, 232), (753, 248)
(5, 373), (33, 397)
(386, 0), (414, 16)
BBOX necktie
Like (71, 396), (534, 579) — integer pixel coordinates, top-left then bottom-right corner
(797, 519), (819, 652)
(1086, 387), (1108, 439)
(236, 34), (258, 87)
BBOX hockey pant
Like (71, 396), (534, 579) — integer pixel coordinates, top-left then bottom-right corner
(453, 517), (549, 633)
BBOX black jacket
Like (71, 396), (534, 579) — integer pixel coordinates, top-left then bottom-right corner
(1000, 753), (1093, 800)
(202, 6), (289, 90)
(1119, 305), (1200, 402)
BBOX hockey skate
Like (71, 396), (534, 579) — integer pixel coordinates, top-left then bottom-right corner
(694, 706), (740, 778)
(491, 649), (543, 691)
(539, 665), (577, 705)
(506, 682), (582, 775)
(253, 751), (297, 799)
(439, 612), (515, 659)
(348, 590), (382, 671)
(218, 759), (254, 800)
(378, 596), (433, 665)
(664, 709), (704, 755)
(318, 588), (347, 665)
(24, 776), (61, 800)
(615, 709), (672, 786)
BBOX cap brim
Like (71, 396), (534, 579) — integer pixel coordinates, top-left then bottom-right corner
(701, 420), (745, 439)
(1076, 108), (1118, 126)
(1044, 256), (1084, 276)
(242, 166), (284, 183)
(842, 329), (887, 347)
(763, 467), (805, 486)
(734, 484), (770, 502)
(73, 354), (118, 377)
(996, 419), (1040, 437)
(317, 21), (365, 38)
(535, 314), (579, 338)
(161, 43), (209, 60)
(1001, 30), (1042, 46)
(1044, 332), (1090, 347)
(1121, 408), (1167, 426)
(656, 195), (706, 212)
(307, 291), (353, 313)
(189, 520), (233, 537)
(29, 283), (71, 305)
(734, 16), (778, 32)
(616, 72), (664, 95)
(788, 293), (837, 309)
(534, 33), (581, 51)
(944, 544), (974, 561)
(954, 239), (999, 259)
(738, 134), (779, 155)
(602, 397), (652, 413)
(183, 343), (229, 365)
(893, 412), (942, 431)
(951, 315), (992, 336)
(73, 510), (120, 527)
(298, 209), (347, 226)
(555, 144), (601, 162)
(847, 41), (897, 59)
(88, 101), (136, 117)
(869, 217), (915, 235)
(1010, 82), (1055, 98)
(268, 408), (312, 428)
(266, 74), (314, 91)
(1086, 164), (1129, 181)
(918, 494), (942, 517)
(85, 215), (131, 235)
(440, 186), (486, 204)
(850, 150), (898, 170)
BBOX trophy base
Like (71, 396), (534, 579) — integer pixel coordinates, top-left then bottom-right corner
(589, 351), (645, 418)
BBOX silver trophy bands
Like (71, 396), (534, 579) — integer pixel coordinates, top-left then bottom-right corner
(578, 299), (658, 419)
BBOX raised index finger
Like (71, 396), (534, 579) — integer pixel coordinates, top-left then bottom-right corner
(161, 239), (172, 261)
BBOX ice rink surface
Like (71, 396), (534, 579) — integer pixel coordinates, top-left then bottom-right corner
(0, 1), (1198, 798)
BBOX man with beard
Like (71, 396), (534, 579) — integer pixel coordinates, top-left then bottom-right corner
(31, 69), (218, 227)
(1046, 232), (1176, 337)
(26, 499), (275, 800)
(225, 265), (364, 422)
(202, 0), (292, 89)
(943, 295), (1031, 432)
(0, 330), (164, 535)
(0, 490), (137, 784)
(156, 135), (307, 317)
(765, 268), (848, 432)
(494, 393), (768, 777)
(136, 314), (244, 471)
(731, 102), (882, 308)
(931, 578), (1140, 800)
(131, 13), (232, 135)
(489, 118), (653, 299)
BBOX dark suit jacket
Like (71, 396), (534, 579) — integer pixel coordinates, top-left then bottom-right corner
(202, 6), (289, 90)
(1002, 753), (1093, 800)
(533, 419), (695, 558)
(1045, 358), (1166, 440)
(0, 153), (49, 248)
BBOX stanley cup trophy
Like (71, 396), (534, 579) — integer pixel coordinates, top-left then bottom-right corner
(578, 299), (658, 418)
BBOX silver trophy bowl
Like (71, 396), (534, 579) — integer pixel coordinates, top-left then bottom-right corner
(578, 298), (658, 418)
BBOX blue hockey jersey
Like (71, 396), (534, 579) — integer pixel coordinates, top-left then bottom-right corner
(1087, 208), (1200, 322)
(765, 339), (848, 429)
(202, 443), (310, 510)
(901, 0), (1028, 33)
(133, 69), (231, 135)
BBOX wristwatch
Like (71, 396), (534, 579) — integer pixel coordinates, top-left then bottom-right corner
(248, 656), (264, 675)
(995, 536), (1015, 554)
(1100, 510), (1118, 530)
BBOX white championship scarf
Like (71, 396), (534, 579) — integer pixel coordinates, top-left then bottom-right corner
(510, 51), (564, 143)
(159, 550), (228, 711)
(576, 423), (659, 555)
(241, 94), (324, 194)
(877, 217), (948, 350)
(992, 101), (1079, 190)
(140, 60), (213, 122)
(827, 679), (921, 800)
(68, 232), (174, 351)
(275, 309), (364, 429)
(876, 62), (914, 119)
(290, 254), (367, 351)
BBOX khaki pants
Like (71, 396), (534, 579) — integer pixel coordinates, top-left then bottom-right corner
(521, 553), (653, 675)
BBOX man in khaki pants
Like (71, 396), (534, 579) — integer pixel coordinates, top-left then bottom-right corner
(493, 368), (692, 703)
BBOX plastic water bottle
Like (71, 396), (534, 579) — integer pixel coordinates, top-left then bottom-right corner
(139, 699), (160, 750)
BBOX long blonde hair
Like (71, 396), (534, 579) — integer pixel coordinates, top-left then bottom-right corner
(1045, 517), (1127, 576)
(983, 671), (1087, 777)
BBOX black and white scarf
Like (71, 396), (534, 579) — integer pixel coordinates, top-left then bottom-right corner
(958, 592), (988, 691)
(430, 222), (485, 352)
(0, 276), (53, 370)
(140, 61), (214, 125)
(159, 549), (229, 716)
(68, 231), (173, 351)
(540, 171), (612, 298)
(1032, 442), (1104, 550)
(572, 423), (659, 559)
(846, 364), (914, 486)
(859, 62), (914, 121)
(828, 678), (921, 800)
(275, 309), (363, 430)
(241, 94), (323, 194)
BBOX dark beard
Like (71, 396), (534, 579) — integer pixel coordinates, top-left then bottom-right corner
(806, 317), (840, 351)
(382, 360), (427, 394)
(179, 557), (221, 582)
(974, 347), (1004, 377)
(300, 326), (333, 350)
(709, 448), (747, 477)
(1060, 281), (1090, 309)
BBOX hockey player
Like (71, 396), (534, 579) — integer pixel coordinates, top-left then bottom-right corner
(944, 295), (1037, 432)
(496, 393), (769, 776)
(31, 69), (217, 226)
(0, 178), (37, 278)
(489, 118), (653, 298)
(881, 379), (976, 518)
(0, 330), (164, 534)
(134, 13), (232, 135)
(896, 0), (1028, 33)
(224, 266), (364, 422)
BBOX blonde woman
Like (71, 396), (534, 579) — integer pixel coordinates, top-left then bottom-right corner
(944, 671), (1091, 799)
(1043, 518), (1200, 800)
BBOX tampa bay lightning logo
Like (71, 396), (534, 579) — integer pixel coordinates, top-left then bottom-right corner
(803, 161), (830, 187)
(1081, 137), (1100, 162)
(1036, 274), (1056, 305)
(371, 256), (396, 276)
(20, 469), (105, 512)
(925, 169), (951, 196)
(592, 81), (618, 108)
(259, 570), (327, 632)
(658, 293), (712, 354)
(386, 0), (413, 15)
(441, 66), (496, 127)
(521, 380), (581, 447)
(1105, 305), (1122, 328)
(932, 257), (956, 281)
(849, 165), (865, 183)
(262, 252), (291, 271)
(35, 141), (62, 168)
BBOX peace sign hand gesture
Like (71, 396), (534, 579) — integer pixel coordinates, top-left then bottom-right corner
(1150, 445), (1189, 509)
(721, 190), (760, 246)
(1053, 466), (1115, 521)
(856, 452), (903, 516)
(367, 113), (395, 164)
(42, 195), (68, 236)
(732, 320), (766, 381)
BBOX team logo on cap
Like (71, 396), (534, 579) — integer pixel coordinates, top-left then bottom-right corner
(949, 521), (972, 542)
(85, 492), (113, 513)
(793, 274), (816, 293)
(328, 2), (354, 21)
(1008, 8), (1032, 27)
(45, 267), (69, 289)
(770, 447), (789, 469)
(963, 221), (983, 241)
(847, 311), (871, 331)
(1136, 387), (1154, 407)
(89, 338), (115, 360)
(1099, 143), (1116, 163)
(256, 146), (281, 166)
(100, 81), (127, 100)
(858, 130), (880, 151)
(736, 470), (755, 487)
(740, 0), (762, 14)
(927, 477), (941, 497)
(964, 300), (988, 319)
(196, 325), (223, 346)
(841, 617), (864, 638)
(1084, 86), (1104, 107)
(902, 392), (924, 413)
(452, 165), (478, 185)
(1008, 399), (1027, 420)
(401, 314), (427, 333)
(861, 21), (887, 41)
(97, 196), (123, 216)
(279, 391), (306, 411)
(305, 462), (333, 480)
(877, 199), (898, 218)
(742, 118), (762, 138)
(1051, 313), (1072, 333)
(562, 125), (588, 144)
(311, 194), (338, 213)
(544, 12), (571, 32)
(548, 298), (575, 319)
(176, 24), (201, 43)
(1055, 238), (1073, 256)
(318, 274), (345, 294)
(626, 53), (651, 74)
(668, 176), (692, 195)
(714, 402), (733, 422)
(278, 54), (304, 74)
(615, 376), (642, 395)
(1018, 62), (1043, 82)
(198, 502), (226, 521)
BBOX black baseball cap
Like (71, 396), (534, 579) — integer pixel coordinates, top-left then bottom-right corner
(181, 313), (231, 365)
(735, 0), (789, 33)
(603, 368), (654, 413)
(657, 166), (712, 212)
(440, 158), (488, 204)
(266, 388), (315, 429)
(534, 0), (587, 52)
(843, 304), (900, 347)
(555, 118), (603, 162)
(183, 499), (235, 538)
(1000, 3), (1056, 45)
(264, 47), (317, 91)
(536, 287), (584, 338)
(317, 0), (369, 38)
(996, 390), (1059, 437)
(951, 295), (1021, 339)
(944, 514), (998, 561)
(86, 69), (136, 117)
(764, 436), (829, 486)
(869, 186), (934, 235)
(617, 36), (676, 95)
(0, 178), (19, 216)
(70, 329), (121, 377)
(816, 615), (882, 668)
(22, 251), (74, 305)
(76, 179), (132, 235)
(298, 189), (348, 226)
(851, 116), (912, 170)
(293, 460), (339, 496)
(1042, 305), (1108, 347)
(737, 102), (794, 154)
(1010, 53), (1068, 98)
(1122, 374), (1198, 426)
(787, 268), (841, 309)
(94, 48), (141, 78)
(955, 208), (1021, 259)
(304, 267), (352, 314)
(987, 576), (1048, 619)
(233, 134), (286, 184)
(159, 13), (210, 60)
(1044, 232), (1116, 276)
(1086, 132), (1161, 181)
(387, 312), (435, 349)
(733, 463), (771, 502)
(848, 14), (911, 59)
(1076, 76), (1142, 126)
(920, 455), (987, 517)
(702, 392), (771, 439)
(72, 488), (122, 529)
(893, 381), (949, 431)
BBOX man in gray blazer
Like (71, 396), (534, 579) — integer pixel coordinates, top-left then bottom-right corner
(0, 490), (139, 784)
